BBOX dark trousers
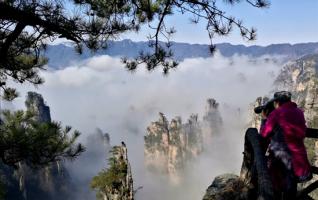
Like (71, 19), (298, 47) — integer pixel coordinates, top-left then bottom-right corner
(270, 157), (297, 200)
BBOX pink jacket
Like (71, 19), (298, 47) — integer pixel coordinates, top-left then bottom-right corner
(261, 102), (311, 179)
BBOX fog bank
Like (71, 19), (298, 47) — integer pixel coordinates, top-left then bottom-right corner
(3, 53), (282, 199)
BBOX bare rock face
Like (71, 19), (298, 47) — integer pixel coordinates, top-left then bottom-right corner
(144, 99), (223, 184)
(248, 54), (318, 130)
(25, 92), (51, 123)
(248, 54), (318, 138)
(183, 114), (204, 158)
(144, 112), (171, 175)
(202, 98), (223, 144)
(144, 112), (204, 183)
(203, 99), (223, 131)
(273, 54), (318, 127)
(202, 174), (249, 200)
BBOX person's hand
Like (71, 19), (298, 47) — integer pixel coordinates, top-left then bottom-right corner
(261, 110), (267, 119)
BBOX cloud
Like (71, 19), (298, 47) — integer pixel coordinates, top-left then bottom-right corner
(4, 53), (282, 200)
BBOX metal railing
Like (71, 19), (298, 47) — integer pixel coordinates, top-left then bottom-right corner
(240, 127), (318, 200)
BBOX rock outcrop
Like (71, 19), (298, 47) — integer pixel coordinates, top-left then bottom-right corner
(2, 92), (72, 200)
(144, 113), (204, 183)
(203, 98), (223, 143)
(203, 99), (223, 131)
(144, 99), (223, 184)
(91, 143), (134, 200)
(25, 92), (51, 123)
(202, 174), (248, 200)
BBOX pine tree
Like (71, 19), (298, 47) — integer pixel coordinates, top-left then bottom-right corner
(0, 110), (84, 168)
(0, 0), (269, 100)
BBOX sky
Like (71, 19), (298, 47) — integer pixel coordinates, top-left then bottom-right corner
(122, 0), (318, 45)
(1, 1), (317, 198)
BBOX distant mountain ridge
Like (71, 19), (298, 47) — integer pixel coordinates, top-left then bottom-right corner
(45, 40), (318, 69)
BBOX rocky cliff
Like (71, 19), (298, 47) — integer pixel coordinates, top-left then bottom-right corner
(203, 99), (223, 143)
(273, 54), (318, 127)
(202, 174), (248, 200)
(248, 54), (318, 129)
(273, 54), (318, 198)
(144, 113), (203, 183)
(91, 143), (134, 200)
(204, 54), (318, 199)
(248, 54), (318, 163)
(2, 92), (72, 200)
(25, 92), (51, 123)
(144, 99), (222, 184)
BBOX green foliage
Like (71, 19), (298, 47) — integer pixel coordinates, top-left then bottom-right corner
(2, 88), (19, 101)
(0, 110), (85, 168)
(0, 0), (269, 100)
(90, 150), (128, 199)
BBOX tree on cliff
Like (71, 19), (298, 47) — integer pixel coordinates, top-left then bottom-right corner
(90, 145), (134, 200)
(0, 0), (269, 100)
(0, 110), (84, 169)
(90, 158), (128, 199)
(0, 93), (85, 198)
(0, 109), (84, 197)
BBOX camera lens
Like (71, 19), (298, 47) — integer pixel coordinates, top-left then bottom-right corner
(254, 106), (264, 114)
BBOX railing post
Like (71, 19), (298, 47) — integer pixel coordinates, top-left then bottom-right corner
(240, 128), (274, 200)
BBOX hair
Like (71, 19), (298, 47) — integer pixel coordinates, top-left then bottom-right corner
(275, 97), (291, 105)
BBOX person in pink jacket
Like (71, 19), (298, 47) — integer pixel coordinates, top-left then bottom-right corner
(260, 91), (312, 199)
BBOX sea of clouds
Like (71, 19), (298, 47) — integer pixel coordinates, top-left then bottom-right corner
(2, 53), (283, 200)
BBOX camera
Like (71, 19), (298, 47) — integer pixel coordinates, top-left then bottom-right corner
(254, 99), (275, 116)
